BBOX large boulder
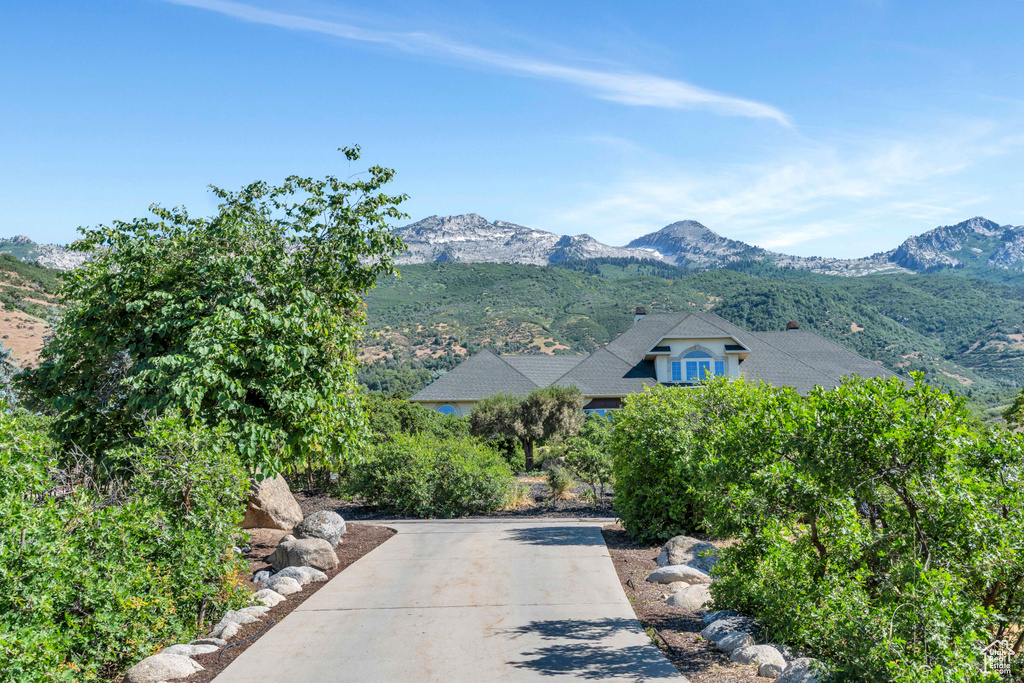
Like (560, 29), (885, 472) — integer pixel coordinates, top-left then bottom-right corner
(700, 615), (757, 642)
(270, 537), (338, 572)
(776, 658), (822, 683)
(253, 588), (287, 606)
(274, 565), (328, 586)
(715, 631), (755, 653)
(702, 609), (739, 624)
(264, 575), (302, 596)
(242, 474), (303, 531)
(126, 654), (203, 683)
(731, 644), (786, 669)
(666, 584), (712, 610)
(646, 564), (712, 585)
(657, 535), (720, 574)
(294, 510), (347, 547)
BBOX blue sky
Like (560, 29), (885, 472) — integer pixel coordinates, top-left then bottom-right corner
(2, 1), (1023, 257)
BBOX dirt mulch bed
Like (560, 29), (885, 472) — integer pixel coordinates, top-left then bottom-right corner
(189, 523), (395, 682)
(601, 525), (760, 683)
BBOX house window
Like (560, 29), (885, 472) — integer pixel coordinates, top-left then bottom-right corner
(715, 360), (725, 377)
(437, 405), (457, 416)
(683, 350), (713, 382)
(671, 361), (682, 382)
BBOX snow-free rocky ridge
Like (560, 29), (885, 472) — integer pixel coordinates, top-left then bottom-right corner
(391, 214), (1024, 277)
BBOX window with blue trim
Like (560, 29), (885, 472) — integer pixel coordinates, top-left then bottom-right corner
(683, 350), (713, 382)
(437, 405), (456, 416)
(671, 361), (682, 381)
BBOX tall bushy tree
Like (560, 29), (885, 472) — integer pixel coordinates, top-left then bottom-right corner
(18, 147), (406, 475)
(469, 385), (583, 471)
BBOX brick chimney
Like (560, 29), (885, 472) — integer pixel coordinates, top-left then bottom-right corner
(634, 306), (647, 323)
(786, 321), (799, 330)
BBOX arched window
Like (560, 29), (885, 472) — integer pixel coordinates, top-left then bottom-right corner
(683, 350), (713, 382)
(670, 349), (727, 383)
(437, 405), (457, 416)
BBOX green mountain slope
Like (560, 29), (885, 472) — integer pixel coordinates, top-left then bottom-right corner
(360, 261), (1024, 417)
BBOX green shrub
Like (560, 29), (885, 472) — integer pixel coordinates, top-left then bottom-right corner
(0, 410), (248, 682)
(610, 379), (767, 543)
(351, 434), (514, 517)
(363, 393), (470, 443)
(546, 465), (574, 501)
(614, 376), (1024, 681)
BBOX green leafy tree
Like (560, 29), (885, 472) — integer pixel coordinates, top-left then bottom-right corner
(1002, 388), (1024, 427)
(564, 413), (614, 503)
(469, 385), (584, 471)
(18, 147), (406, 475)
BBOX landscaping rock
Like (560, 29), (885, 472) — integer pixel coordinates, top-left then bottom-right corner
(294, 510), (347, 547)
(192, 637), (227, 647)
(161, 643), (220, 656)
(759, 662), (785, 679)
(716, 631), (756, 653)
(253, 569), (272, 583)
(702, 609), (739, 624)
(237, 605), (270, 617)
(242, 474), (303, 531)
(274, 565), (328, 586)
(700, 616), (757, 642)
(270, 537), (338, 572)
(657, 535), (720, 573)
(213, 621), (241, 640)
(264, 575), (302, 596)
(646, 564), (712, 585)
(731, 644), (786, 670)
(209, 608), (263, 639)
(666, 584), (712, 610)
(126, 654), (203, 683)
(776, 658), (822, 683)
(253, 588), (286, 607)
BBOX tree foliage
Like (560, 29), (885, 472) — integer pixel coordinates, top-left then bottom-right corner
(612, 377), (1024, 681)
(18, 148), (406, 474)
(469, 385), (584, 471)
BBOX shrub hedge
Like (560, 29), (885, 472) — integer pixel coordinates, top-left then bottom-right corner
(0, 411), (249, 681)
(351, 433), (514, 517)
(612, 377), (1024, 682)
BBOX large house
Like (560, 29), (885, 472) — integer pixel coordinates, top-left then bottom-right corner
(409, 308), (899, 417)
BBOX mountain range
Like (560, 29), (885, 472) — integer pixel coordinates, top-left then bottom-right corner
(5, 215), (1024, 282)
(394, 214), (1024, 279)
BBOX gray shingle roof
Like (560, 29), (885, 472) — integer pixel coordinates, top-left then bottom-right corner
(552, 349), (658, 396)
(753, 331), (897, 387)
(409, 312), (905, 402)
(408, 350), (539, 401)
(500, 355), (586, 386)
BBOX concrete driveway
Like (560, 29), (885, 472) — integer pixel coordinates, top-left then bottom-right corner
(214, 519), (683, 682)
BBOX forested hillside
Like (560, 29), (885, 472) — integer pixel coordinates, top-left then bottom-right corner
(0, 254), (61, 367)
(360, 260), (1024, 417)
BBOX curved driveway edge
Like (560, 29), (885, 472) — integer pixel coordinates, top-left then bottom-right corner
(215, 519), (684, 681)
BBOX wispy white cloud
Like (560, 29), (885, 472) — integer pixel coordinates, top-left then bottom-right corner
(164, 0), (790, 125)
(548, 124), (1024, 257)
